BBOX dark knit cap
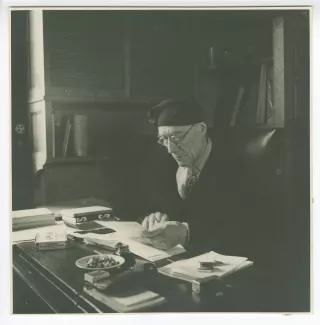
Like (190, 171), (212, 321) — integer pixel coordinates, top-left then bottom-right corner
(148, 98), (204, 127)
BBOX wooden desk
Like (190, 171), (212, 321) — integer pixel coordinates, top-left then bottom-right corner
(12, 241), (282, 313)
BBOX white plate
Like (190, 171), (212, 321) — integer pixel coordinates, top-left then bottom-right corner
(75, 254), (125, 271)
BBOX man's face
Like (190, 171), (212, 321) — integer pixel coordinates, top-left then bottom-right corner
(157, 123), (206, 167)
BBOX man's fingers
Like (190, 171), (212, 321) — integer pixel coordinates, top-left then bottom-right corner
(141, 213), (169, 230)
(160, 214), (169, 222)
(138, 236), (152, 245)
(149, 235), (175, 250)
(141, 225), (165, 238)
(142, 216), (149, 229)
(142, 213), (157, 229)
(149, 214), (157, 229)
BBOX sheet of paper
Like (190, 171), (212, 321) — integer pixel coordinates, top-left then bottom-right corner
(12, 208), (53, 219)
(112, 287), (160, 307)
(81, 230), (185, 262)
(11, 224), (72, 244)
(114, 235), (185, 262)
(164, 251), (248, 279)
(96, 221), (143, 238)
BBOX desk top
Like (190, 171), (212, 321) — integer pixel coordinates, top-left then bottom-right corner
(13, 239), (276, 313)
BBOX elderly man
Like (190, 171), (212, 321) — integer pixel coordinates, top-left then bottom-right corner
(139, 98), (259, 257)
(134, 98), (289, 311)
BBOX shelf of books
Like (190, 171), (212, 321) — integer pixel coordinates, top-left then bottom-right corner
(52, 112), (88, 158)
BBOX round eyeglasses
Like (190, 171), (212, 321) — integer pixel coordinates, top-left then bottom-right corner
(157, 125), (193, 147)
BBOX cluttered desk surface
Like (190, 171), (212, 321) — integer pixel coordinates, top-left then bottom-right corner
(12, 200), (269, 313)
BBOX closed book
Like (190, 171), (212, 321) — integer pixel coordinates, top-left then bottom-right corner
(12, 208), (55, 231)
(73, 114), (88, 157)
(12, 208), (54, 223)
(62, 215), (86, 225)
(61, 206), (113, 223)
(62, 215), (112, 225)
(229, 86), (245, 127)
(13, 220), (56, 231)
(83, 286), (166, 313)
(64, 221), (108, 231)
(62, 118), (72, 157)
(256, 63), (267, 124)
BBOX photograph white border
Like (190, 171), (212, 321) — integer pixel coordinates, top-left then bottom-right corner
(1, 1), (318, 325)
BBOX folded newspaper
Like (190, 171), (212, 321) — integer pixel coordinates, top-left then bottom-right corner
(158, 251), (253, 283)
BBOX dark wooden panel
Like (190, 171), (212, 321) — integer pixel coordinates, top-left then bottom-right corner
(12, 268), (54, 314)
(43, 10), (125, 91)
(40, 163), (111, 204)
(130, 12), (195, 98)
(11, 10), (34, 210)
(50, 101), (155, 158)
(13, 245), (102, 313)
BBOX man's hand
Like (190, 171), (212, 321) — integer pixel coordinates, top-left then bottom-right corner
(140, 221), (188, 250)
(141, 212), (169, 230)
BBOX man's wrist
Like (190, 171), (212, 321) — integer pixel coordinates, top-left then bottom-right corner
(182, 222), (190, 246)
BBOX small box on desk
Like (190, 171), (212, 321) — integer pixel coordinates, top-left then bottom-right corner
(84, 270), (110, 284)
(35, 230), (68, 251)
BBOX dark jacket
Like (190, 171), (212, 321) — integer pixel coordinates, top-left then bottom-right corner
(137, 131), (281, 267)
(112, 130), (283, 268)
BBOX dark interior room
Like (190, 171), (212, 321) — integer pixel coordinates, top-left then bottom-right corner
(11, 8), (311, 314)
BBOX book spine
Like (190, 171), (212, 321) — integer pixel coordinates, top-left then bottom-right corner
(72, 210), (113, 217)
(256, 63), (267, 124)
(63, 212), (113, 224)
(230, 86), (245, 127)
(74, 115), (88, 157)
(62, 118), (72, 157)
(266, 63), (274, 125)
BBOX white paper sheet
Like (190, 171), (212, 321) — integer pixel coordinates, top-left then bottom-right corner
(81, 223), (186, 262)
(12, 220), (186, 261)
(159, 251), (250, 280)
(12, 224), (68, 244)
(11, 223), (81, 244)
(95, 221), (143, 238)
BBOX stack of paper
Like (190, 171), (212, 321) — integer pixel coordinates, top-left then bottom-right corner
(83, 286), (166, 312)
(12, 224), (79, 245)
(158, 251), (253, 283)
(12, 208), (55, 231)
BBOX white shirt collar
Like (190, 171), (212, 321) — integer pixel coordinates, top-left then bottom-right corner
(176, 137), (212, 199)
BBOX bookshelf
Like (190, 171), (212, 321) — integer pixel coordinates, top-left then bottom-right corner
(192, 11), (288, 129)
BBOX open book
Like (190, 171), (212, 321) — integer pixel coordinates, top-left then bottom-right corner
(158, 251), (253, 283)
(72, 221), (186, 262)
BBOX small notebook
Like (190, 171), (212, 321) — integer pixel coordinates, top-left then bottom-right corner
(83, 286), (166, 312)
(158, 251), (253, 283)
